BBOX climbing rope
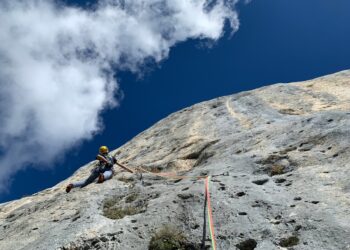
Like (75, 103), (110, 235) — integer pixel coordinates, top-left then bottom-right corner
(116, 162), (217, 250)
(115, 162), (135, 173)
(205, 176), (217, 250)
(136, 166), (207, 179)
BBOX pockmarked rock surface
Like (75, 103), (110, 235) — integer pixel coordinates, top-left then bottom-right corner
(1, 70), (350, 250)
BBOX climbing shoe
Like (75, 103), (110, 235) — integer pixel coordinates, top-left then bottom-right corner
(66, 184), (73, 193)
(97, 173), (105, 183)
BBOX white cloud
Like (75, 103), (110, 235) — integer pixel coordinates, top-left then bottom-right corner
(0, 0), (240, 192)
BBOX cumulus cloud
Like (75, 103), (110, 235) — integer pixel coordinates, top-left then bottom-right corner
(0, 0), (240, 192)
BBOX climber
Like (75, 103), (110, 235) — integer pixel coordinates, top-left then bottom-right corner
(65, 146), (117, 193)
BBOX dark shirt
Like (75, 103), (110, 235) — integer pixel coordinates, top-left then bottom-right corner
(95, 154), (117, 173)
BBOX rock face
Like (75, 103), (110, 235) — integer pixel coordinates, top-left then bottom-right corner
(1, 70), (350, 250)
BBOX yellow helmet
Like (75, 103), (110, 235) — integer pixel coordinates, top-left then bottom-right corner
(99, 146), (109, 154)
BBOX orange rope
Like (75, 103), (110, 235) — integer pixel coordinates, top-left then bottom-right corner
(205, 176), (217, 250)
(136, 166), (207, 179)
(117, 163), (217, 249)
(115, 162), (135, 173)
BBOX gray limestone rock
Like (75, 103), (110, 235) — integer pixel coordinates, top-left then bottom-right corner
(1, 70), (350, 250)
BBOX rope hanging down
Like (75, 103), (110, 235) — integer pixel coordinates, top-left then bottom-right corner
(115, 162), (217, 250)
(205, 176), (217, 250)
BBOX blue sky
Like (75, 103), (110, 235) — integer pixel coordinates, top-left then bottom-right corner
(1, 0), (350, 203)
